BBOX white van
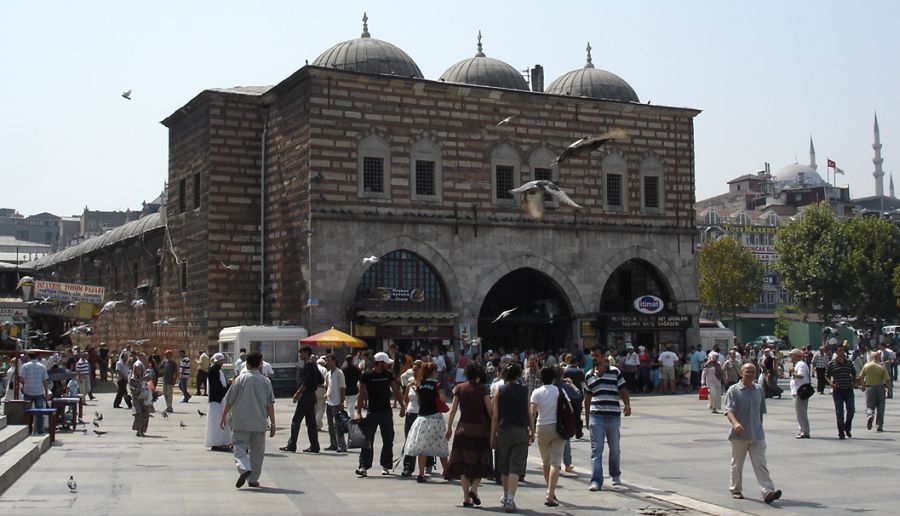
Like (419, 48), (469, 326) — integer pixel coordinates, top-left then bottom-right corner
(699, 327), (735, 352)
(882, 325), (900, 336)
(218, 326), (308, 393)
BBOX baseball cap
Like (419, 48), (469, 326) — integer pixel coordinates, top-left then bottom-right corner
(373, 351), (394, 365)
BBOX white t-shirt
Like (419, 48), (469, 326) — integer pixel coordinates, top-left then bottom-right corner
(658, 351), (678, 367)
(325, 368), (346, 406)
(789, 360), (811, 395)
(530, 384), (565, 426)
(434, 355), (446, 372)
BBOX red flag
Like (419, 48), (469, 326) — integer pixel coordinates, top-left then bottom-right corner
(827, 158), (836, 169)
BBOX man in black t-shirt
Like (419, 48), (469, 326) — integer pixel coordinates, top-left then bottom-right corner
(355, 352), (405, 477)
(281, 346), (321, 453)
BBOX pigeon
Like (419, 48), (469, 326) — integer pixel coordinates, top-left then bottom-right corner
(152, 318), (176, 326)
(198, 409), (206, 417)
(95, 412), (103, 421)
(27, 296), (51, 306)
(99, 300), (124, 315)
(122, 89), (132, 100)
(491, 307), (518, 324)
(130, 299), (147, 309)
(496, 114), (519, 126)
(220, 261), (237, 270)
(127, 339), (150, 345)
(16, 276), (34, 289)
(161, 412), (168, 420)
(92, 420), (99, 428)
(551, 128), (629, 166)
(179, 421), (186, 429)
(362, 256), (380, 266)
(508, 180), (582, 220)
(93, 430), (107, 436)
(67, 476), (77, 492)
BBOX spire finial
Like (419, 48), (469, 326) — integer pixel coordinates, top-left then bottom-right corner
(585, 42), (595, 68)
(475, 30), (485, 57)
(809, 135), (817, 170)
(361, 12), (370, 38)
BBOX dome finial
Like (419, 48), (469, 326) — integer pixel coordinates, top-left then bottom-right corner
(361, 12), (370, 38)
(475, 30), (485, 57)
(585, 42), (595, 69)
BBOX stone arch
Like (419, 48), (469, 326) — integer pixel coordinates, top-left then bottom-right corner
(468, 254), (587, 319)
(591, 245), (686, 313)
(340, 235), (462, 314)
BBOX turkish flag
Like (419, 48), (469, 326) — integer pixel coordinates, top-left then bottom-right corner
(827, 158), (836, 168)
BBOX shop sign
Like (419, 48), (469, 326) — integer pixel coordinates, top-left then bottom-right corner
(0, 304), (28, 323)
(35, 280), (105, 305)
(458, 323), (471, 340)
(376, 287), (425, 303)
(605, 314), (692, 329)
(633, 295), (664, 314)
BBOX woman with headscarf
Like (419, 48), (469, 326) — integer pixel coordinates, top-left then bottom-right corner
(130, 361), (152, 437)
(444, 362), (493, 508)
(206, 353), (233, 451)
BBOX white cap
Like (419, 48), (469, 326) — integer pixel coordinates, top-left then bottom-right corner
(212, 353), (225, 362)
(373, 351), (394, 365)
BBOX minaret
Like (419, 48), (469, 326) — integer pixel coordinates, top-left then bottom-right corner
(809, 136), (817, 170)
(874, 112), (885, 197)
(891, 174), (895, 198)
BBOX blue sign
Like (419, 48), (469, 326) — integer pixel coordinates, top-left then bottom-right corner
(633, 295), (664, 315)
(764, 274), (779, 286)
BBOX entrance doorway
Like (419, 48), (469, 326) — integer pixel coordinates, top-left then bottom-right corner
(477, 268), (572, 351)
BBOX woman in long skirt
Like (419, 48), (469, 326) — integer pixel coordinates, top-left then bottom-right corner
(444, 363), (493, 508)
(403, 363), (449, 482)
(129, 361), (151, 437)
(206, 353), (233, 451)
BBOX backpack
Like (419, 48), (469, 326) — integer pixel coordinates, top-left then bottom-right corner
(555, 385), (576, 440)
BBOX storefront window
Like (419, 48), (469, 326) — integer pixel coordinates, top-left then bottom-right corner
(356, 250), (449, 312)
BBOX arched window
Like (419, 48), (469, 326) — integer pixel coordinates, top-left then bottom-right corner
(640, 156), (663, 213)
(600, 259), (672, 312)
(491, 144), (520, 205)
(602, 154), (627, 211)
(357, 135), (390, 198)
(356, 250), (449, 312)
(734, 212), (751, 226)
(410, 139), (441, 201)
(529, 148), (558, 208)
(703, 210), (720, 225)
(765, 211), (779, 226)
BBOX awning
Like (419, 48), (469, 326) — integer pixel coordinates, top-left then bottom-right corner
(357, 311), (458, 320)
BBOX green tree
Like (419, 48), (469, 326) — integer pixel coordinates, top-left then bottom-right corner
(774, 304), (790, 340)
(773, 203), (848, 325)
(894, 265), (900, 308)
(699, 235), (765, 326)
(841, 216), (900, 324)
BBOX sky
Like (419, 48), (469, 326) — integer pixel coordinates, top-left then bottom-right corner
(2, 1), (898, 217)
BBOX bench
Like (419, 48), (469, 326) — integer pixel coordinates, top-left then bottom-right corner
(24, 408), (57, 443)
(51, 398), (81, 430)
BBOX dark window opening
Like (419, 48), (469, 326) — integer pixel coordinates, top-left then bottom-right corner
(495, 165), (514, 199)
(180, 262), (187, 291)
(644, 176), (660, 209)
(363, 157), (384, 193)
(415, 160), (436, 196)
(607, 174), (623, 206)
(193, 173), (201, 209)
(178, 178), (186, 213)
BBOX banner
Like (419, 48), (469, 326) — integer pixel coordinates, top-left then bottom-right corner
(0, 304), (28, 323)
(34, 280), (105, 305)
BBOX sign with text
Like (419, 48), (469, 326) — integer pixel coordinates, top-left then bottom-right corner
(603, 314), (692, 330)
(0, 304), (28, 323)
(376, 287), (425, 303)
(34, 280), (105, 305)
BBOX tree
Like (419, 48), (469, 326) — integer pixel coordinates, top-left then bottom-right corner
(841, 216), (900, 324)
(773, 203), (848, 325)
(699, 235), (765, 325)
(774, 304), (790, 340)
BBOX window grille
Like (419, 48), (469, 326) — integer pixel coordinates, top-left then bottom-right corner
(607, 174), (623, 206)
(362, 157), (384, 193)
(644, 176), (659, 209)
(415, 160), (436, 196)
(495, 165), (514, 199)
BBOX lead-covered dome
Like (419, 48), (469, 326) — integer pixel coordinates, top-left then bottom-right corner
(545, 43), (639, 103)
(439, 32), (529, 91)
(312, 13), (423, 78)
(773, 161), (827, 188)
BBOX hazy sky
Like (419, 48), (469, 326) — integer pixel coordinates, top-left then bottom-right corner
(2, 1), (897, 217)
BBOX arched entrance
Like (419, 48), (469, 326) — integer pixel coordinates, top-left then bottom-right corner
(353, 250), (456, 354)
(477, 268), (573, 351)
(598, 259), (688, 353)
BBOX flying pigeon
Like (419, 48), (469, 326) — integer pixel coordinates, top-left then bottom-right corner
(491, 307), (518, 324)
(99, 300), (124, 315)
(220, 261), (237, 270)
(67, 476), (77, 493)
(92, 420), (99, 428)
(27, 296), (51, 306)
(198, 409), (206, 417)
(551, 128), (629, 166)
(508, 180), (582, 220)
(152, 318), (176, 326)
(180, 421), (186, 429)
(93, 430), (107, 436)
(122, 89), (132, 100)
(362, 256), (380, 266)
(130, 299), (147, 309)
(496, 114), (519, 126)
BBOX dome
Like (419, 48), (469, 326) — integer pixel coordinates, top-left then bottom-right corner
(312, 14), (423, 78)
(545, 43), (639, 103)
(773, 161), (827, 188)
(439, 32), (529, 91)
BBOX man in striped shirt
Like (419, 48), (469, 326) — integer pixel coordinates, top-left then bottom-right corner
(583, 345), (632, 492)
(75, 349), (95, 401)
(179, 349), (192, 403)
(825, 347), (857, 439)
(812, 346), (830, 394)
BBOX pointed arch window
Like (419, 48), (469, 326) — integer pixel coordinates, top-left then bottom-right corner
(410, 139), (442, 201)
(491, 144), (520, 205)
(602, 154), (627, 211)
(530, 148), (558, 208)
(357, 135), (390, 199)
(640, 156), (663, 214)
(356, 250), (449, 312)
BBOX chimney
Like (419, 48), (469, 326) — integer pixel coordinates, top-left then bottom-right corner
(530, 65), (544, 93)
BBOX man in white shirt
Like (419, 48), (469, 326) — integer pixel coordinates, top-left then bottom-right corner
(657, 346), (679, 394)
(323, 354), (346, 452)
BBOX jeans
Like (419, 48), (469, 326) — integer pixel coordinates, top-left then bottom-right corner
(359, 410), (394, 470)
(588, 413), (621, 485)
(326, 404), (346, 450)
(816, 368), (827, 393)
(114, 378), (132, 408)
(832, 387), (855, 436)
(24, 394), (46, 434)
(287, 396), (318, 450)
(179, 377), (190, 402)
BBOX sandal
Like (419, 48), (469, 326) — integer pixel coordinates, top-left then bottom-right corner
(469, 491), (481, 506)
(544, 497), (560, 507)
(462, 501), (475, 508)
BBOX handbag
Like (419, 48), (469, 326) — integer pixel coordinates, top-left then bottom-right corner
(556, 385), (576, 440)
(797, 383), (815, 400)
(348, 418), (371, 449)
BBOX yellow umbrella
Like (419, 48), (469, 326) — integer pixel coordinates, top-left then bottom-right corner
(300, 327), (366, 348)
